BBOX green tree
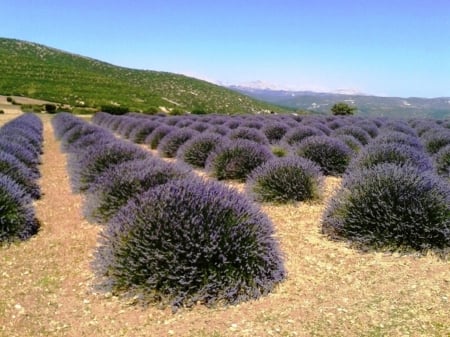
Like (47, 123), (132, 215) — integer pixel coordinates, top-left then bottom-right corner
(331, 102), (357, 115)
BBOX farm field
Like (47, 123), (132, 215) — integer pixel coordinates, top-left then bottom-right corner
(0, 112), (449, 337)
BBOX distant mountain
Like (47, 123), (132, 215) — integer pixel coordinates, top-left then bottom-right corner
(0, 38), (288, 114)
(230, 85), (450, 119)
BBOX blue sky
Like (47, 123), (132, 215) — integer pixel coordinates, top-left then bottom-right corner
(3, 0), (450, 97)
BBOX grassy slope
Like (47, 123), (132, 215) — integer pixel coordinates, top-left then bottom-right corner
(0, 38), (288, 114)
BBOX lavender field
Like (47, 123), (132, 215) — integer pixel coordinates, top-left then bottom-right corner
(1, 111), (449, 337)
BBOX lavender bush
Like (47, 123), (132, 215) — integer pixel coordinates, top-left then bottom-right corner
(349, 142), (432, 173)
(0, 151), (40, 199)
(206, 140), (274, 181)
(228, 127), (269, 145)
(93, 178), (285, 310)
(157, 128), (199, 158)
(84, 158), (191, 224)
(295, 136), (353, 176)
(0, 173), (39, 242)
(144, 125), (178, 149)
(246, 156), (323, 203)
(177, 133), (226, 168)
(322, 163), (450, 253)
(281, 126), (324, 146)
(69, 141), (148, 192)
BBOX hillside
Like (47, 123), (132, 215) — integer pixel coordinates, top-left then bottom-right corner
(230, 86), (450, 119)
(0, 38), (287, 114)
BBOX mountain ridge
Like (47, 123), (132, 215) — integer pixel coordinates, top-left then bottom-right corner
(0, 37), (288, 114)
(229, 85), (450, 119)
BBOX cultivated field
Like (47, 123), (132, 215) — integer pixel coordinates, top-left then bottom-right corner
(0, 113), (449, 337)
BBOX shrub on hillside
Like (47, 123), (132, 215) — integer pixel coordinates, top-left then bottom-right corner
(69, 141), (148, 192)
(246, 156), (323, 203)
(157, 129), (199, 158)
(84, 158), (191, 224)
(0, 174), (39, 242)
(101, 105), (129, 115)
(177, 133), (227, 168)
(349, 142), (432, 173)
(206, 140), (274, 181)
(322, 164), (450, 253)
(295, 136), (353, 176)
(93, 178), (285, 310)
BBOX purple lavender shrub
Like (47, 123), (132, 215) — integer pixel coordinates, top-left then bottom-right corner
(69, 141), (148, 192)
(84, 158), (192, 224)
(434, 144), (450, 179)
(0, 173), (39, 242)
(332, 126), (371, 145)
(157, 128), (200, 158)
(208, 125), (230, 136)
(189, 122), (210, 133)
(322, 164), (450, 253)
(0, 151), (40, 199)
(144, 125), (177, 149)
(422, 129), (450, 154)
(0, 139), (41, 169)
(177, 133), (227, 168)
(206, 140), (274, 181)
(295, 136), (352, 176)
(52, 113), (84, 139)
(381, 121), (416, 137)
(228, 127), (269, 145)
(281, 126), (324, 146)
(349, 142), (432, 173)
(93, 178), (285, 310)
(334, 134), (363, 153)
(246, 156), (323, 203)
(261, 123), (289, 144)
(66, 130), (116, 154)
(373, 131), (423, 151)
(128, 121), (161, 144)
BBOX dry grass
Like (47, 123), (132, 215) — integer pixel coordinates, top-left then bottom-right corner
(0, 114), (449, 337)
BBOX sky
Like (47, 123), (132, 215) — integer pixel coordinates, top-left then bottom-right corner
(2, 0), (450, 98)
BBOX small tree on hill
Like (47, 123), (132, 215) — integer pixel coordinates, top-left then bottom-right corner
(331, 102), (357, 115)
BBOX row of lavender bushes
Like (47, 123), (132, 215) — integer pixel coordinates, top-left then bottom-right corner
(52, 112), (285, 311)
(0, 113), (42, 242)
(92, 111), (450, 255)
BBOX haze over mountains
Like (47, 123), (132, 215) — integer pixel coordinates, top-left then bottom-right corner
(229, 83), (450, 119)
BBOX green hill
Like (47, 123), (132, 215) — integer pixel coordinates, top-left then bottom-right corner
(0, 38), (288, 114)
